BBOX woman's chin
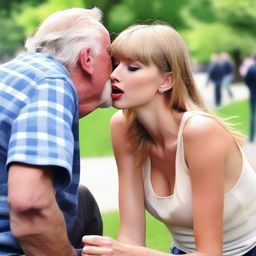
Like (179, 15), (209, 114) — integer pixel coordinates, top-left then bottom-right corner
(112, 102), (126, 110)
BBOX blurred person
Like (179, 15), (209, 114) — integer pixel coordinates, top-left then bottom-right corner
(206, 53), (225, 107)
(244, 55), (256, 142)
(239, 53), (256, 78)
(0, 7), (112, 256)
(220, 52), (234, 99)
(205, 53), (219, 85)
(82, 24), (256, 256)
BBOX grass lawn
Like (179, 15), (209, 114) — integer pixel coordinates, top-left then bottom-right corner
(216, 99), (249, 136)
(79, 107), (117, 157)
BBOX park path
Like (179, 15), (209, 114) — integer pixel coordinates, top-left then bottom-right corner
(79, 73), (255, 212)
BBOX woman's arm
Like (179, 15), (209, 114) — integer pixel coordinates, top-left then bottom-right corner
(82, 236), (205, 256)
(183, 115), (232, 256)
(110, 110), (146, 245)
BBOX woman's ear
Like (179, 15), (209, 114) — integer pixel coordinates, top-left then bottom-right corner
(78, 48), (94, 75)
(159, 72), (174, 93)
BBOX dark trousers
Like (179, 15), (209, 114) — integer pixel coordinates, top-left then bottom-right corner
(213, 80), (222, 107)
(171, 246), (256, 255)
(249, 89), (256, 142)
(68, 185), (103, 249)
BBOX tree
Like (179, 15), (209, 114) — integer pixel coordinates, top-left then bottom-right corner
(0, 0), (46, 17)
(213, 0), (256, 31)
(85, 0), (122, 25)
(0, 18), (24, 61)
(106, 0), (188, 34)
(183, 0), (256, 65)
(15, 0), (85, 36)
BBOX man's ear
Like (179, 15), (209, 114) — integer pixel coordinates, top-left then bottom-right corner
(78, 48), (94, 75)
(159, 72), (175, 92)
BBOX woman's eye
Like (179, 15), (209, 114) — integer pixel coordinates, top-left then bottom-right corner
(128, 66), (140, 71)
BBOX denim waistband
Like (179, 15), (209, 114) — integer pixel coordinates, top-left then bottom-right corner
(171, 246), (256, 255)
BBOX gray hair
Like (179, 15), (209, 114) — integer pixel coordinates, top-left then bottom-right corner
(25, 7), (105, 66)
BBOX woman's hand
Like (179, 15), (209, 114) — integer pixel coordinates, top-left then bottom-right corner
(82, 235), (131, 256)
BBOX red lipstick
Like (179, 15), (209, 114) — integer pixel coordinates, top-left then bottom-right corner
(111, 85), (123, 100)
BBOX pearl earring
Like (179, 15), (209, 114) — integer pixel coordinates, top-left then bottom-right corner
(158, 88), (164, 93)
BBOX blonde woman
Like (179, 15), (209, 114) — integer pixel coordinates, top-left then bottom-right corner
(82, 24), (256, 256)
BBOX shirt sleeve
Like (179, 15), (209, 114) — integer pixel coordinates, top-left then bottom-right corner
(7, 77), (77, 189)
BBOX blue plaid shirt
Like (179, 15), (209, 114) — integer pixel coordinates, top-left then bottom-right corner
(0, 52), (80, 255)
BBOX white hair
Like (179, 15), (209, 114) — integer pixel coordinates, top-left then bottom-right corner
(25, 7), (105, 66)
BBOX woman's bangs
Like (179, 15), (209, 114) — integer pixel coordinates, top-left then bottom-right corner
(111, 32), (152, 65)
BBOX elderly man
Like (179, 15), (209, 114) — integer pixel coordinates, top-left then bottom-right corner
(0, 7), (112, 256)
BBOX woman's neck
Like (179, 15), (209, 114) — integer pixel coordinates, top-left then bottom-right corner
(134, 99), (184, 149)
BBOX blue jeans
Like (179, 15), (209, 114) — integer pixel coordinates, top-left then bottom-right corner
(248, 88), (256, 142)
(171, 246), (256, 255)
(171, 246), (185, 254)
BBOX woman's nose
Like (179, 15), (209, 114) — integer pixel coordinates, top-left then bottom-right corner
(110, 66), (120, 81)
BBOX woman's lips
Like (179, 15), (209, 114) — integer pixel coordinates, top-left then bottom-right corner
(111, 85), (123, 100)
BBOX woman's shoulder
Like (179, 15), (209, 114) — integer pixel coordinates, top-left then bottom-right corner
(110, 110), (133, 149)
(110, 110), (129, 133)
(182, 113), (232, 145)
(182, 113), (236, 168)
(111, 110), (124, 119)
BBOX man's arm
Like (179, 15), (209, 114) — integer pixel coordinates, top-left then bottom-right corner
(8, 163), (76, 256)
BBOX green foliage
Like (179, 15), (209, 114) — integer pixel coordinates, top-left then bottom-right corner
(213, 0), (256, 30)
(79, 107), (117, 157)
(107, 3), (136, 33)
(102, 211), (171, 252)
(149, 0), (188, 29)
(3, 0), (256, 64)
(186, 0), (216, 23)
(184, 22), (256, 62)
(107, 0), (188, 33)
(85, 0), (122, 24)
(0, 18), (24, 60)
(15, 0), (85, 36)
(0, 0), (46, 17)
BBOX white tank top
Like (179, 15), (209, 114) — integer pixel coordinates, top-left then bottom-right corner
(142, 111), (256, 255)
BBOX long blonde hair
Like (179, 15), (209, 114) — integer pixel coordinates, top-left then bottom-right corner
(111, 24), (244, 156)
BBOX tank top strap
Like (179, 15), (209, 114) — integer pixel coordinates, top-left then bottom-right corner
(177, 111), (199, 142)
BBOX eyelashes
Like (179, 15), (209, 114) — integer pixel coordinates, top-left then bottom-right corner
(128, 66), (140, 71)
(112, 64), (140, 72)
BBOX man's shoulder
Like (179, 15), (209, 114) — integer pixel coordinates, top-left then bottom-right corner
(2, 52), (69, 81)
(2, 52), (75, 93)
